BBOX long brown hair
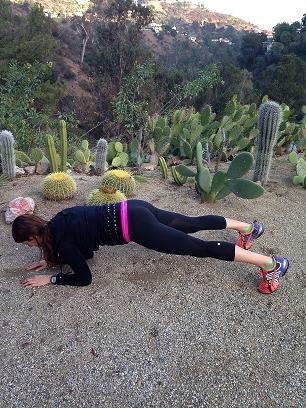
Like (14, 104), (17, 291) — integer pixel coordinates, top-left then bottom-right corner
(12, 214), (58, 265)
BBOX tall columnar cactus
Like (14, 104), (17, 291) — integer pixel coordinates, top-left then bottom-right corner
(253, 101), (282, 185)
(59, 120), (67, 172)
(94, 138), (108, 175)
(47, 134), (58, 172)
(0, 130), (16, 179)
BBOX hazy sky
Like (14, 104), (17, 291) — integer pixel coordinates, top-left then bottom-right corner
(200, 0), (305, 30)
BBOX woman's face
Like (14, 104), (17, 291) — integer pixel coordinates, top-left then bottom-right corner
(22, 237), (39, 247)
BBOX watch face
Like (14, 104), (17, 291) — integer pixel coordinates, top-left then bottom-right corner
(51, 276), (57, 284)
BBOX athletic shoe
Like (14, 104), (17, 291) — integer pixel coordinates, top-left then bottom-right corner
(258, 256), (289, 294)
(236, 221), (264, 250)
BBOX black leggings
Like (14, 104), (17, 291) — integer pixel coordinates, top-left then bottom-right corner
(127, 200), (235, 262)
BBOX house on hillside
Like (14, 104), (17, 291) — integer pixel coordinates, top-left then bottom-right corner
(132, 0), (146, 5)
(262, 31), (274, 52)
(146, 22), (163, 33)
(211, 37), (233, 45)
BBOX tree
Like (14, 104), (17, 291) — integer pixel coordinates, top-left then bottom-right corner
(273, 22), (300, 46)
(0, 62), (62, 151)
(113, 62), (155, 138)
(194, 64), (254, 113)
(87, 0), (153, 83)
(260, 55), (306, 110)
(0, 2), (57, 66)
(240, 32), (266, 71)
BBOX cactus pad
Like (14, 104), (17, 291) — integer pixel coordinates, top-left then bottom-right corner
(296, 158), (306, 177)
(227, 152), (253, 179)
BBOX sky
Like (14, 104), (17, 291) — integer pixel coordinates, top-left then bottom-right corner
(198, 0), (305, 30)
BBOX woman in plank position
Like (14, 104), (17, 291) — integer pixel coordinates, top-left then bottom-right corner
(12, 199), (289, 294)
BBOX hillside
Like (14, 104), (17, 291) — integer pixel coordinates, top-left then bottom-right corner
(11, 0), (258, 31)
(148, 1), (258, 31)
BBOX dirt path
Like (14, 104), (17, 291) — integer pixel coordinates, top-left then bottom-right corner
(0, 158), (304, 407)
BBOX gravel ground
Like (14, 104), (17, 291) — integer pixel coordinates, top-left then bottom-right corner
(0, 158), (305, 408)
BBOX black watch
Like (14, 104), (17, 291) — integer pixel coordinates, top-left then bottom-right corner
(50, 275), (57, 285)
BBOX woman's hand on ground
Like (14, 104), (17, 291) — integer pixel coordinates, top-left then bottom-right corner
(26, 260), (47, 272)
(22, 274), (52, 288)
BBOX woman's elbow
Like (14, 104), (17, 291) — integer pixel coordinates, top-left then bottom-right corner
(79, 275), (92, 286)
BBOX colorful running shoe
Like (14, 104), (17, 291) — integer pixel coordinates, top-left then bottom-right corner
(236, 221), (264, 250)
(258, 256), (289, 294)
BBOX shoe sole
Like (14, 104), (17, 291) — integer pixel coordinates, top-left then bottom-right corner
(280, 258), (289, 278)
(254, 224), (264, 240)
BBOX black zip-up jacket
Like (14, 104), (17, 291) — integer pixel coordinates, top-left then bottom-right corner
(48, 205), (125, 286)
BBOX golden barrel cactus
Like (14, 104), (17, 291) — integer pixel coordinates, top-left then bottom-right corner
(42, 172), (77, 201)
(87, 189), (126, 205)
(100, 169), (136, 197)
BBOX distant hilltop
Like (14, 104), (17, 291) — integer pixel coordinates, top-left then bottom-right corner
(10, 0), (259, 32)
(147, 1), (258, 31)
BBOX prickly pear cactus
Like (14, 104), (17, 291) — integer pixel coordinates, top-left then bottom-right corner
(106, 141), (129, 167)
(253, 101), (282, 185)
(0, 130), (16, 179)
(15, 150), (32, 168)
(31, 148), (44, 165)
(176, 142), (264, 203)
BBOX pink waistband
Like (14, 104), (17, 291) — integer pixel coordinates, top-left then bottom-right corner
(120, 200), (131, 243)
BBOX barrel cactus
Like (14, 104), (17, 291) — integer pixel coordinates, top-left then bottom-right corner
(42, 172), (77, 201)
(253, 101), (282, 185)
(0, 130), (16, 179)
(87, 189), (126, 205)
(100, 169), (136, 197)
